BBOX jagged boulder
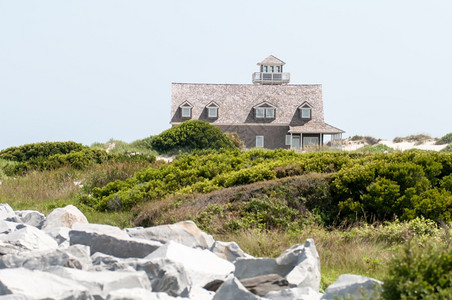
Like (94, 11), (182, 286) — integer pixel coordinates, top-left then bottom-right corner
(46, 267), (151, 300)
(14, 210), (45, 228)
(0, 245), (91, 270)
(69, 223), (162, 258)
(265, 287), (323, 300)
(0, 204), (16, 221)
(127, 221), (215, 249)
(210, 241), (252, 262)
(91, 253), (191, 297)
(145, 241), (235, 288)
(0, 225), (58, 255)
(46, 226), (71, 248)
(41, 205), (88, 232)
(234, 239), (321, 293)
(321, 274), (383, 300)
(0, 268), (93, 299)
(240, 274), (289, 297)
(106, 289), (171, 300)
(0, 221), (22, 235)
(213, 275), (264, 300)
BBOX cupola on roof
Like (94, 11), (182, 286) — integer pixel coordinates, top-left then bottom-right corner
(257, 55), (286, 66)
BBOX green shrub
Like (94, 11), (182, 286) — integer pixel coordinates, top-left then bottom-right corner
(0, 141), (85, 162)
(150, 120), (237, 153)
(436, 132), (452, 145)
(382, 242), (452, 299)
(441, 144), (452, 153)
(350, 135), (380, 145)
(392, 134), (432, 145)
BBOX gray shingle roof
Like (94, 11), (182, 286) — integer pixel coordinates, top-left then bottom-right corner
(171, 83), (324, 125)
(257, 55), (286, 66)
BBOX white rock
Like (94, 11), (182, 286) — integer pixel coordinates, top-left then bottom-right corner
(41, 205), (88, 231)
(46, 226), (71, 248)
(47, 267), (151, 299)
(69, 223), (162, 258)
(212, 275), (264, 300)
(91, 253), (191, 297)
(186, 286), (215, 300)
(0, 245), (91, 270)
(235, 239), (321, 292)
(0, 225), (58, 255)
(145, 241), (235, 288)
(14, 210), (45, 228)
(321, 274), (383, 300)
(280, 239), (321, 291)
(0, 295), (30, 300)
(0, 204), (15, 221)
(265, 287), (322, 300)
(0, 221), (22, 235)
(210, 241), (252, 262)
(127, 221), (215, 249)
(107, 289), (179, 300)
(0, 268), (93, 299)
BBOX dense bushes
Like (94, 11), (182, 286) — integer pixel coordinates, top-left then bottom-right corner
(382, 242), (452, 299)
(0, 141), (155, 175)
(81, 149), (452, 225)
(0, 141), (85, 162)
(150, 120), (236, 153)
(436, 132), (452, 145)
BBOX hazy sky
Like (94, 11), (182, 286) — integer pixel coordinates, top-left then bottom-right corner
(1, 1), (451, 150)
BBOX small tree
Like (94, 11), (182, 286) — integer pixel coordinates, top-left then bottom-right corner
(150, 120), (237, 153)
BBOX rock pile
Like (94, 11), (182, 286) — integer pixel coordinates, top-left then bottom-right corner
(0, 203), (382, 299)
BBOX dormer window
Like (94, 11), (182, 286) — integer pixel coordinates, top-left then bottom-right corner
(179, 101), (193, 118)
(254, 101), (276, 119)
(298, 102), (313, 119)
(206, 101), (219, 118)
(301, 108), (311, 119)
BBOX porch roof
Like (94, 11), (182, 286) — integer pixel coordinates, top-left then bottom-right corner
(289, 122), (345, 134)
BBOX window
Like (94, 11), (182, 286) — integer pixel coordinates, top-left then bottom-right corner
(265, 108), (275, 118)
(303, 136), (319, 147)
(270, 66), (274, 72)
(276, 66), (281, 72)
(208, 107), (218, 118)
(264, 66), (268, 72)
(301, 108), (311, 119)
(285, 135), (291, 146)
(181, 107), (191, 118)
(256, 108), (265, 118)
(256, 136), (264, 148)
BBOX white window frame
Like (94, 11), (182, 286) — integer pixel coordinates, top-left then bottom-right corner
(285, 135), (291, 146)
(208, 107), (218, 118)
(256, 136), (264, 148)
(256, 108), (265, 118)
(181, 107), (191, 118)
(301, 108), (311, 119)
(265, 108), (275, 118)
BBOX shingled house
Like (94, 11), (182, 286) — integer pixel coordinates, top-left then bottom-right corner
(171, 55), (344, 150)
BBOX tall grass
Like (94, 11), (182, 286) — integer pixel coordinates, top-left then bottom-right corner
(0, 160), (155, 226)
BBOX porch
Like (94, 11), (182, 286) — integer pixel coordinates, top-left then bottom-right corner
(288, 123), (344, 150)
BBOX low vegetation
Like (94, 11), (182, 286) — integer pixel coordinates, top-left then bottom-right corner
(0, 141), (155, 176)
(350, 135), (380, 145)
(436, 132), (452, 145)
(393, 134), (433, 145)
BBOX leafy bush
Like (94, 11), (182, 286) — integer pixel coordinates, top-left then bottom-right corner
(150, 120), (237, 153)
(436, 132), (452, 145)
(382, 242), (452, 299)
(91, 138), (157, 156)
(441, 144), (452, 153)
(0, 141), (85, 162)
